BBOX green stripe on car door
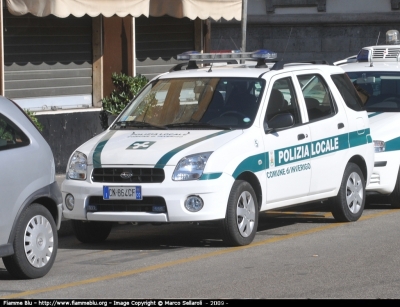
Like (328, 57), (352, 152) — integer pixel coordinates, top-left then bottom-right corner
(231, 129), (371, 178)
(368, 112), (382, 118)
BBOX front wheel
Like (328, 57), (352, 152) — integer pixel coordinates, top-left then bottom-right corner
(72, 220), (112, 243)
(3, 204), (58, 279)
(329, 163), (365, 222)
(220, 180), (259, 246)
(389, 168), (400, 208)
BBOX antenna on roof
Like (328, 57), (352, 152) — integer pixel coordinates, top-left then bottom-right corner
(208, 36), (222, 73)
(282, 28), (293, 61)
(376, 32), (381, 45)
(230, 36), (239, 51)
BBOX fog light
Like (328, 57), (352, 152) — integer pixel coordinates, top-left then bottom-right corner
(65, 194), (75, 211)
(185, 195), (204, 212)
(152, 205), (166, 212)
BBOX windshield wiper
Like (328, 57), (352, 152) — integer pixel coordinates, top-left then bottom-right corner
(112, 121), (169, 130)
(164, 122), (232, 130)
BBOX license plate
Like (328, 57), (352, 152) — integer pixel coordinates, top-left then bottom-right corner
(103, 186), (142, 200)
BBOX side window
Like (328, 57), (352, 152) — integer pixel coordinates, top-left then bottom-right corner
(265, 77), (301, 124)
(331, 74), (364, 111)
(0, 114), (30, 151)
(297, 74), (335, 121)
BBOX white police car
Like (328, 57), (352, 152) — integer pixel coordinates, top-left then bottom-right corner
(62, 50), (374, 246)
(335, 30), (400, 208)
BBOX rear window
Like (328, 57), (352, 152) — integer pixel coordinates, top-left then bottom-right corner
(331, 74), (364, 111)
(0, 114), (30, 151)
(346, 71), (400, 112)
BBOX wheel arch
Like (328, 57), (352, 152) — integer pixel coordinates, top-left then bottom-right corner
(235, 171), (262, 210)
(348, 154), (368, 182)
(8, 182), (62, 245)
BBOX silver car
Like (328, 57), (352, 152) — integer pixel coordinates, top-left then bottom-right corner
(0, 97), (62, 279)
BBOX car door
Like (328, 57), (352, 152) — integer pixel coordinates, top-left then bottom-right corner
(294, 71), (349, 196)
(0, 113), (32, 245)
(261, 74), (311, 205)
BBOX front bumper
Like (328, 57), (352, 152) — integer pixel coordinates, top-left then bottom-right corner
(366, 151), (400, 195)
(61, 168), (234, 223)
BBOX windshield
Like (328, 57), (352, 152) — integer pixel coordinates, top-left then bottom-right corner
(114, 77), (265, 130)
(347, 71), (400, 112)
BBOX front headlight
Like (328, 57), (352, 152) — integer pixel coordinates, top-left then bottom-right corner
(67, 151), (87, 180)
(373, 140), (385, 153)
(172, 152), (212, 181)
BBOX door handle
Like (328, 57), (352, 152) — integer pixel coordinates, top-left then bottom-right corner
(298, 133), (306, 140)
(338, 123), (344, 129)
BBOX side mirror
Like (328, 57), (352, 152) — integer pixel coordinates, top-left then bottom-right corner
(264, 113), (294, 133)
(108, 115), (118, 127)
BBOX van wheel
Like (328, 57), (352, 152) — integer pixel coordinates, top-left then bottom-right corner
(220, 180), (258, 246)
(3, 204), (58, 279)
(389, 169), (400, 208)
(72, 220), (112, 243)
(330, 163), (365, 222)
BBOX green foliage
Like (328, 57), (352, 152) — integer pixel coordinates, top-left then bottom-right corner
(24, 109), (43, 131)
(101, 73), (148, 116)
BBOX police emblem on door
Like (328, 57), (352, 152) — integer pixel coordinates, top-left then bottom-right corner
(126, 141), (155, 150)
(269, 150), (275, 168)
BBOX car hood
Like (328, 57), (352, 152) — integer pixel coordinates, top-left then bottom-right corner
(79, 129), (242, 167)
(368, 112), (400, 151)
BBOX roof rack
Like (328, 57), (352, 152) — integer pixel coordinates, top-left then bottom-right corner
(271, 60), (330, 71)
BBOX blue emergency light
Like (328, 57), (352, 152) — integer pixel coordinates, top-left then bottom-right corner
(357, 49), (370, 62)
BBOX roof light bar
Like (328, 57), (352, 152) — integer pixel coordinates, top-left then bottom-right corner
(177, 49), (277, 61)
(251, 49), (278, 59)
(177, 51), (201, 60)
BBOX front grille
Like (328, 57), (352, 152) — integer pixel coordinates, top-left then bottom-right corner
(92, 168), (165, 183)
(87, 196), (167, 213)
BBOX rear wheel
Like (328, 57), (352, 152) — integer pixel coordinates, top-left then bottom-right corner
(220, 180), (258, 246)
(3, 204), (58, 279)
(72, 220), (112, 243)
(389, 168), (400, 208)
(330, 163), (365, 222)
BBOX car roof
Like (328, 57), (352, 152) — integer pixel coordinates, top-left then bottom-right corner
(155, 62), (345, 80)
(339, 61), (400, 72)
(335, 43), (400, 72)
(0, 96), (40, 133)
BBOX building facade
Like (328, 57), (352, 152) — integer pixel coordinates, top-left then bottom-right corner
(212, 0), (400, 64)
(0, 0), (240, 173)
(2, 0), (400, 173)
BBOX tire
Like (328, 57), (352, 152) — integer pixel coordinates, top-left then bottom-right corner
(220, 180), (259, 246)
(2, 204), (58, 279)
(72, 220), (112, 243)
(389, 168), (400, 208)
(330, 163), (365, 222)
